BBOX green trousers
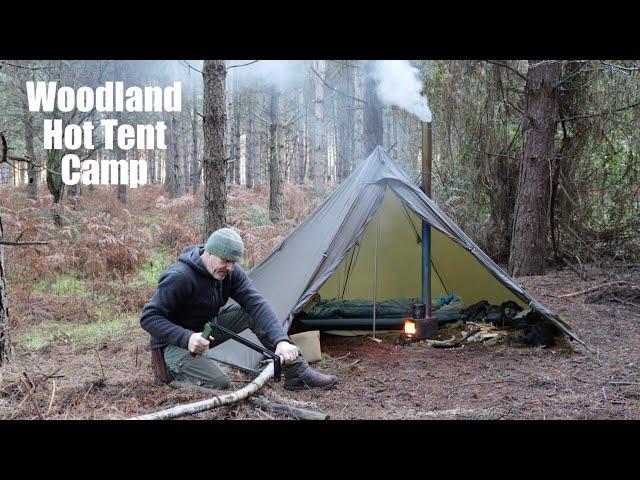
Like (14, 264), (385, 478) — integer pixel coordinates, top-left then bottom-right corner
(163, 313), (309, 389)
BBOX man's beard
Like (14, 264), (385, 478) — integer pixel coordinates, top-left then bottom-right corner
(213, 270), (228, 281)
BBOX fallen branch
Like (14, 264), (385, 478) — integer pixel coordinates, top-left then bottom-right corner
(0, 240), (49, 246)
(248, 395), (329, 420)
(557, 281), (635, 298)
(130, 358), (280, 420)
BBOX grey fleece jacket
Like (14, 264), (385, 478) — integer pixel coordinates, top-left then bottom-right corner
(140, 245), (289, 350)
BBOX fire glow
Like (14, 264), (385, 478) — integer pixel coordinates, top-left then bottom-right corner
(404, 319), (416, 337)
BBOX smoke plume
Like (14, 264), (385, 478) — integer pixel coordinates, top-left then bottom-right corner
(369, 60), (432, 122)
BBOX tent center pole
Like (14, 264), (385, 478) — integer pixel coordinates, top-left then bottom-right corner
(372, 215), (379, 340)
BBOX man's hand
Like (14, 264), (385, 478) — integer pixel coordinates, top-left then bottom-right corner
(188, 332), (211, 355)
(275, 341), (299, 365)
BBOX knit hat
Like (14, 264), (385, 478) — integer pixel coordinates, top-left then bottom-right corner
(204, 228), (244, 262)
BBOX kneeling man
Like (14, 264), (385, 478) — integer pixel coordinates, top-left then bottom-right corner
(140, 227), (338, 391)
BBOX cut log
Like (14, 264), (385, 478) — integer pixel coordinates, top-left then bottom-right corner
(249, 395), (329, 420)
(130, 359), (278, 420)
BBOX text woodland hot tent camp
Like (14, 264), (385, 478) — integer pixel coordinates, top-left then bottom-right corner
(210, 147), (582, 372)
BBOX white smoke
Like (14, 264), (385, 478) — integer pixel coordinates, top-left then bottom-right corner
(228, 60), (306, 91)
(369, 60), (432, 122)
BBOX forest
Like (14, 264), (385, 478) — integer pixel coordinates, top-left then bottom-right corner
(0, 60), (638, 420)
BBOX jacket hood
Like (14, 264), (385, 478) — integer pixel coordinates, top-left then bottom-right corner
(178, 245), (210, 278)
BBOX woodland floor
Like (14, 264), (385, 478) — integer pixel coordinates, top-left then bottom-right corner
(0, 185), (638, 420)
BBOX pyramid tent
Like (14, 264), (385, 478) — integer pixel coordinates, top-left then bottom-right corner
(209, 147), (582, 372)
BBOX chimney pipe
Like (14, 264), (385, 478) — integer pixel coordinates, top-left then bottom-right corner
(421, 121), (433, 323)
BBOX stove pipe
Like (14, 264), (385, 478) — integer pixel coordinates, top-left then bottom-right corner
(421, 121), (433, 320)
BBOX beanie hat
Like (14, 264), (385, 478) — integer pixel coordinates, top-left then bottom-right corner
(204, 228), (244, 262)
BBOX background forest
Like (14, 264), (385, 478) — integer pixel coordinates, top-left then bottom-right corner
(0, 60), (638, 419)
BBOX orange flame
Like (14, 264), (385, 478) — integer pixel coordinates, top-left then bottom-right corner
(404, 319), (416, 336)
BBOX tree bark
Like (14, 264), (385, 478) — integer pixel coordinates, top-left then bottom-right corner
(508, 60), (561, 276)
(363, 60), (383, 156)
(0, 215), (10, 365)
(268, 86), (285, 222)
(202, 60), (228, 239)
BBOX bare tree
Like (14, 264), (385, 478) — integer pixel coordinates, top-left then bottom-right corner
(18, 66), (39, 199)
(311, 60), (327, 183)
(0, 215), (10, 365)
(268, 86), (285, 222)
(202, 60), (228, 238)
(191, 81), (201, 194)
(335, 60), (355, 180)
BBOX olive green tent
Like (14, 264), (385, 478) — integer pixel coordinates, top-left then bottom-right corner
(209, 147), (581, 372)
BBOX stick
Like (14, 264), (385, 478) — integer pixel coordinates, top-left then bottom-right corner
(557, 281), (634, 298)
(249, 396), (329, 420)
(94, 348), (106, 384)
(46, 380), (57, 416)
(130, 358), (280, 420)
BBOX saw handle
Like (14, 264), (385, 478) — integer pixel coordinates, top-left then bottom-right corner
(189, 323), (214, 357)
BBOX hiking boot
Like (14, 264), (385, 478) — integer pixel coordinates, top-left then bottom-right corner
(284, 367), (338, 391)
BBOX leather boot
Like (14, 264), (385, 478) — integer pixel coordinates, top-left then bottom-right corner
(284, 366), (338, 391)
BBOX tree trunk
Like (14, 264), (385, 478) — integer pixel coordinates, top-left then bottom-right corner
(232, 72), (241, 186)
(191, 86), (201, 195)
(311, 60), (327, 184)
(363, 60), (383, 156)
(164, 111), (176, 196)
(294, 88), (306, 184)
(268, 87), (285, 222)
(202, 60), (228, 239)
(21, 76), (38, 199)
(46, 149), (64, 203)
(246, 116), (255, 188)
(508, 60), (561, 276)
(117, 151), (127, 205)
(148, 147), (156, 185)
(173, 112), (183, 197)
(336, 61), (355, 180)
(0, 215), (11, 365)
